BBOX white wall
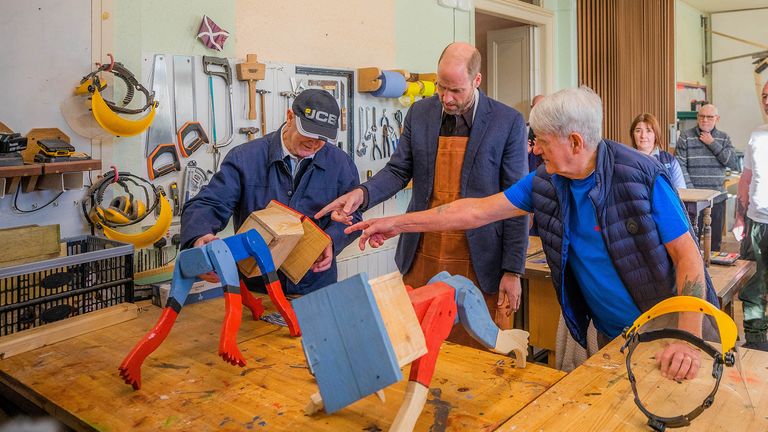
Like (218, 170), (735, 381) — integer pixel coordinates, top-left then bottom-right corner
(675, 0), (708, 89)
(711, 9), (768, 151)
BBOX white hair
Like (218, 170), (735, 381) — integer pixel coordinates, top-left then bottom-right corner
(529, 86), (603, 149)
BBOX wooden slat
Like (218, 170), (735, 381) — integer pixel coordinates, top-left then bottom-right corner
(0, 303), (138, 359)
(577, 0), (675, 150)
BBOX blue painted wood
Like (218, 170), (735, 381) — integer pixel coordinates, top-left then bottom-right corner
(225, 229), (276, 274)
(294, 287), (359, 413)
(177, 247), (212, 278)
(293, 273), (401, 414)
(170, 248), (207, 308)
(429, 272), (498, 349)
(206, 240), (240, 292)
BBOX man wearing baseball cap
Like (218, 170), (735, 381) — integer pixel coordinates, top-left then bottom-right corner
(180, 89), (361, 295)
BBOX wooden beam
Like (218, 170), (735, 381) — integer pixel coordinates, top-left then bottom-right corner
(0, 303), (138, 359)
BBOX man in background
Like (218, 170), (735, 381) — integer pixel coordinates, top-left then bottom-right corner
(528, 94), (545, 172)
(675, 103), (739, 251)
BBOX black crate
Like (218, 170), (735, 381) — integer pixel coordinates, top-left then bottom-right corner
(0, 236), (134, 337)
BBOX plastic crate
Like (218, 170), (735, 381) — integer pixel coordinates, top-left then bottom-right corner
(0, 236), (134, 337)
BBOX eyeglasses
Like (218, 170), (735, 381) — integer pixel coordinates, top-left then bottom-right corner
(697, 114), (717, 120)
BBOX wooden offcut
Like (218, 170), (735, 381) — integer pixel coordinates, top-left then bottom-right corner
(236, 206), (304, 277)
(0, 224), (61, 268)
(0, 302), (138, 359)
(356, 67), (383, 92)
(369, 272), (427, 367)
(267, 201), (331, 284)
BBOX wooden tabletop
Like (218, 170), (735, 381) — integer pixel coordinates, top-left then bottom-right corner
(0, 297), (565, 431)
(677, 188), (722, 204)
(524, 243), (755, 309)
(497, 336), (768, 431)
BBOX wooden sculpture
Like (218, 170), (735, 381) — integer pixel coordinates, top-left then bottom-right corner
(294, 271), (529, 431)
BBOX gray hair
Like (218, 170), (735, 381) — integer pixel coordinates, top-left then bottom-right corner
(529, 86), (603, 149)
(699, 104), (719, 116)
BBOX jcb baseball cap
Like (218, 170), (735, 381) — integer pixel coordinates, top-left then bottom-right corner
(292, 89), (340, 142)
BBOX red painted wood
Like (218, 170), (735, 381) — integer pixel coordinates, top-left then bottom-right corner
(407, 282), (457, 387)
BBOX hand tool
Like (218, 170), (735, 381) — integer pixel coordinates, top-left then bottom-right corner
(370, 106), (378, 136)
(239, 127), (260, 141)
(279, 77), (305, 121)
(356, 106), (368, 157)
(169, 182), (180, 216)
(203, 56), (236, 171)
(307, 79), (338, 98)
(339, 81), (347, 131)
(371, 133), (383, 160)
(235, 54), (266, 120)
(255, 89), (270, 135)
(0, 132), (26, 167)
(146, 54), (181, 180)
(176, 122), (209, 157)
(173, 55), (207, 158)
(394, 110), (404, 135)
(181, 160), (210, 206)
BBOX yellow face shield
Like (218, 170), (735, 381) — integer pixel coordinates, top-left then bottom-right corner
(90, 87), (156, 137)
(72, 60), (157, 137)
(621, 296), (753, 431)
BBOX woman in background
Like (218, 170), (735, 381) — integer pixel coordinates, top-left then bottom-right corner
(630, 113), (687, 189)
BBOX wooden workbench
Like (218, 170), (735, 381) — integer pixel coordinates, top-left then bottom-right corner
(497, 336), (768, 431)
(523, 236), (756, 364)
(0, 297), (565, 431)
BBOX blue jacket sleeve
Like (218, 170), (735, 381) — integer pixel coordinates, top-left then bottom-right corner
(361, 108), (415, 209)
(179, 150), (243, 249)
(323, 155), (362, 254)
(500, 111), (530, 275)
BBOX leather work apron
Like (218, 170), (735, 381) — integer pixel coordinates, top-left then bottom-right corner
(403, 135), (511, 349)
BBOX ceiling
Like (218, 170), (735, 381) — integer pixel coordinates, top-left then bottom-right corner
(682, 0), (768, 13)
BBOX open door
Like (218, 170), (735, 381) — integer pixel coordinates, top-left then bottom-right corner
(486, 26), (534, 117)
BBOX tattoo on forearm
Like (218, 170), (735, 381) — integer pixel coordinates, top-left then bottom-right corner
(435, 203), (451, 214)
(681, 277), (704, 298)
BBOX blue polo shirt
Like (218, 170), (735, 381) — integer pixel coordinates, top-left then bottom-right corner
(504, 171), (690, 337)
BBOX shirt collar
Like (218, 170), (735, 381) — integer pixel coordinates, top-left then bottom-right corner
(441, 88), (480, 125)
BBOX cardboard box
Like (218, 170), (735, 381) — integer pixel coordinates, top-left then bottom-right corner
(152, 280), (223, 308)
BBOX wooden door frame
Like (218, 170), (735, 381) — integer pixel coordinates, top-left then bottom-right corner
(474, 0), (554, 96)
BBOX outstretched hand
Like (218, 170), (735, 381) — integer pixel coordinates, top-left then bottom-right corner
(345, 217), (401, 250)
(315, 188), (365, 225)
